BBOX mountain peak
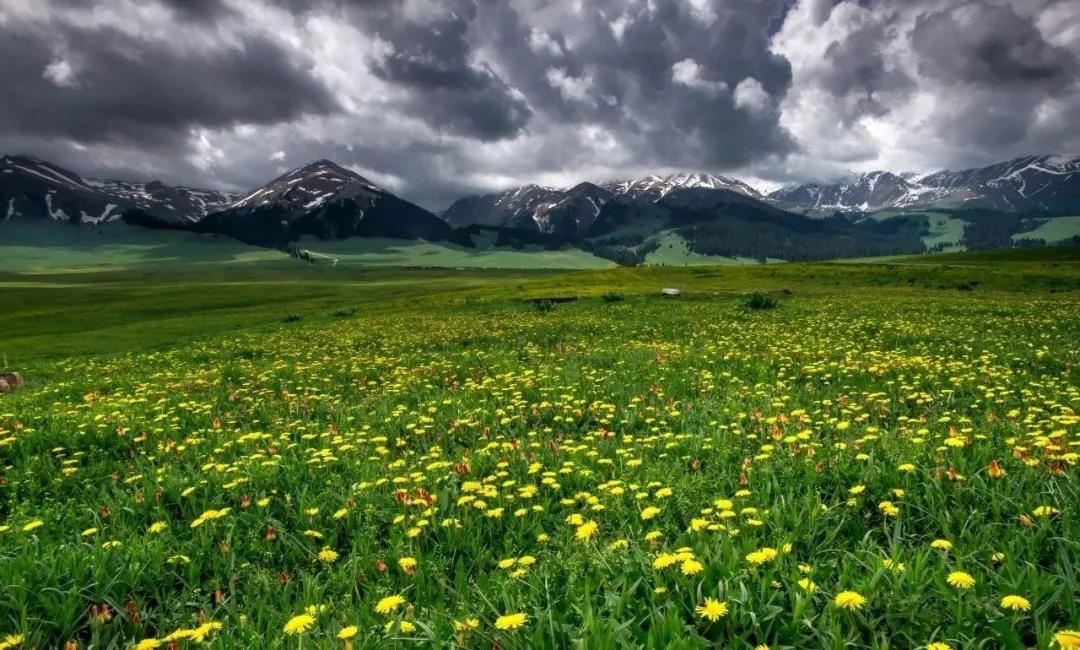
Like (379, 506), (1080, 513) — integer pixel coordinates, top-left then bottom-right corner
(229, 159), (385, 212)
(601, 171), (763, 200)
(770, 153), (1080, 212)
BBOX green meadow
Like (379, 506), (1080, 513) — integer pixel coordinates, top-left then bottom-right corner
(0, 246), (1078, 649)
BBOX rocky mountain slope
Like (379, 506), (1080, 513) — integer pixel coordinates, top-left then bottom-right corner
(770, 155), (1080, 214)
(1, 155), (236, 225)
(193, 160), (460, 248)
(3, 152), (1078, 265)
(442, 172), (765, 235)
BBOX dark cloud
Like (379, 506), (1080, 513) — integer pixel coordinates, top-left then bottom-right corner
(354, 0), (532, 140)
(157, 0), (235, 22)
(473, 0), (797, 168)
(911, 2), (1079, 89)
(0, 0), (1077, 207)
(907, 1), (1079, 151)
(0, 17), (338, 150)
(820, 18), (914, 118)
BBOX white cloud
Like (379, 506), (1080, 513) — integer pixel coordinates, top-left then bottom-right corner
(545, 67), (592, 103)
(528, 27), (561, 56)
(733, 77), (769, 114)
(766, 0), (1080, 184)
(671, 58), (727, 95)
(610, 13), (632, 41)
(683, 0), (715, 24)
(187, 128), (225, 172)
(43, 57), (76, 87)
(270, 150), (286, 161)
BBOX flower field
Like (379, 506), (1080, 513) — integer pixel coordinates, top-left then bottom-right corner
(1, 262), (1079, 649)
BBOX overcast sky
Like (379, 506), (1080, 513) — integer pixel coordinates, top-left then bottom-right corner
(1, 0), (1078, 209)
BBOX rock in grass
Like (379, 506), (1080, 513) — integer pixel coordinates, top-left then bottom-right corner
(0, 378), (9, 394)
(0, 372), (23, 389)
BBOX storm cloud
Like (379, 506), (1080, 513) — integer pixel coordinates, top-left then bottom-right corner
(0, 0), (1077, 208)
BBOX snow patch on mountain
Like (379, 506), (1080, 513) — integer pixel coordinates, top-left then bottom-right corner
(770, 154), (1080, 213)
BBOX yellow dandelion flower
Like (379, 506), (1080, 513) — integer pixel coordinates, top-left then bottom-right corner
(317, 547), (339, 563)
(1000, 595), (1030, 612)
(746, 547), (777, 565)
(495, 612), (528, 630)
(453, 618), (480, 632)
(576, 520), (598, 540)
(283, 613), (315, 635)
(641, 506), (661, 520)
(338, 625), (359, 640)
(375, 595), (406, 615)
(696, 597), (729, 622)
(1053, 630), (1080, 648)
(834, 591), (867, 610)
(878, 501), (900, 517)
(946, 571), (975, 589)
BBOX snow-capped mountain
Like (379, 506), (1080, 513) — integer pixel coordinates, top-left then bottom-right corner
(442, 182), (613, 236)
(88, 178), (237, 221)
(227, 159), (384, 217)
(195, 160), (458, 247)
(770, 155), (1080, 213)
(0, 155), (238, 225)
(601, 172), (764, 201)
(441, 172), (765, 235)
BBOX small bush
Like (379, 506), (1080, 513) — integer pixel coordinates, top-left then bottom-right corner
(742, 291), (779, 311)
(601, 292), (624, 303)
(533, 299), (555, 313)
(282, 314), (304, 323)
(332, 307), (358, 318)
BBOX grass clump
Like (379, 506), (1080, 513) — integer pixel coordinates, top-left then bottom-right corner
(742, 290), (779, 310)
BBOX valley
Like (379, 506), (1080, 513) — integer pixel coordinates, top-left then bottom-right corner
(3, 154), (1080, 273)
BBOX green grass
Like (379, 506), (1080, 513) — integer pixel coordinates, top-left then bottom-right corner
(920, 214), (967, 251)
(2, 248), (1078, 362)
(1011, 216), (1080, 244)
(0, 251), (1078, 649)
(298, 235), (615, 270)
(0, 219), (287, 272)
(866, 210), (967, 252)
(642, 230), (782, 266)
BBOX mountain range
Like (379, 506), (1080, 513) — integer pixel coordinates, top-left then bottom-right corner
(2, 153), (1079, 266)
(769, 155), (1080, 214)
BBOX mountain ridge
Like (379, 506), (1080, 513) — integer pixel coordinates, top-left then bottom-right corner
(3, 152), (1079, 266)
(769, 154), (1080, 214)
(1, 154), (238, 225)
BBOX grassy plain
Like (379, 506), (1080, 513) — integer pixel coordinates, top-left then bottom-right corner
(0, 247), (1078, 649)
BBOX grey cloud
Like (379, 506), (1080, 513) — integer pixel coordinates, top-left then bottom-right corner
(820, 18), (914, 118)
(908, 1), (1079, 151)
(0, 19), (339, 150)
(156, 0), (235, 22)
(474, 0), (797, 168)
(2, 0), (1078, 208)
(354, 0), (532, 140)
(910, 2), (1079, 89)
